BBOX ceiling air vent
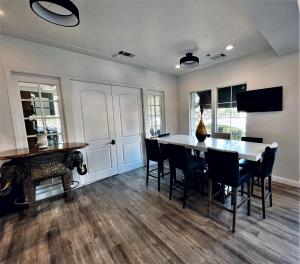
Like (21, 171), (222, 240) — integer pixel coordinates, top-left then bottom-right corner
(112, 51), (135, 58)
(210, 53), (226, 61)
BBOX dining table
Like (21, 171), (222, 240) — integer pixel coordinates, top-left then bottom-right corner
(157, 134), (270, 161)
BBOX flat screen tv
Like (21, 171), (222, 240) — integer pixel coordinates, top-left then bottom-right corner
(236, 86), (283, 112)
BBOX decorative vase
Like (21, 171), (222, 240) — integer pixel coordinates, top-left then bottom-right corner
(195, 115), (207, 142)
(36, 133), (48, 149)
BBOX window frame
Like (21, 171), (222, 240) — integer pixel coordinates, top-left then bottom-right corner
(189, 89), (212, 136)
(216, 83), (247, 139)
(189, 83), (247, 140)
(10, 73), (66, 149)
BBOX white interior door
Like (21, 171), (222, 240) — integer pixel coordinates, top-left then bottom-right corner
(112, 86), (144, 173)
(71, 80), (118, 184)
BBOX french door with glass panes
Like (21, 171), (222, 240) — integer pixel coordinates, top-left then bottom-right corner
(11, 74), (64, 149)
(143, 90), (165, 137)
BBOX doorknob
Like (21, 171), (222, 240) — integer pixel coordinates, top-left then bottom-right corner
(110, 139), (116, 145)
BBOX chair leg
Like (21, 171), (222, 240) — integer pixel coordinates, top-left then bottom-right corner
(201, 172), (205, 196)
(251, 176), (255, 195)
(183, 180), (188, 209)
(169, 167), (174, 200)
(232, 188), (237, 233)
(158, 161), (161, 192)
(146, 159), (149, 186)
(222, 184), (226, 204)
(268, 176), (272, 207)
(230, 186), (234, 205)
(241, 183), (244, 196)
(161, 161), (164, 179)
(207, 178), (212, 217)
(247, 178), (251, 216)
(261, 177), (266, 219)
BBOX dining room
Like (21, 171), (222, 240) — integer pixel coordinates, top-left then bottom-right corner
(0, 0), (299, 263)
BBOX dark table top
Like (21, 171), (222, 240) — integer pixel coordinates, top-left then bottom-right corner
(0, 143), (88, 160)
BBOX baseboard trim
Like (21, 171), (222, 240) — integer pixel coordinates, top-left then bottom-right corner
(272, 175), (300, 188)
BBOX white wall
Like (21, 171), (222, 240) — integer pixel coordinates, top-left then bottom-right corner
(0, 35), (178, 151)
(178, 50), (299, 184)
(1, 35), (299, 186)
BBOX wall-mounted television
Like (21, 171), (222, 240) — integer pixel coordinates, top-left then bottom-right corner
(236, 86), (283, 112)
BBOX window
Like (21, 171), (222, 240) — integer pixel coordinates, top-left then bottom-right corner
(146, 93), (163, 136)
(190, 90), (212, 135)
(18, 79), (64, 149)
(217, 84), (247, 140)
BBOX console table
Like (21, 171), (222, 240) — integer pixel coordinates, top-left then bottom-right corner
(0, 143), (88, 216)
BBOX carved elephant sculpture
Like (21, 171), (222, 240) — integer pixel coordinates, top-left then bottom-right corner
(66, 151), (88, 175)
(0, 160), (28, 196)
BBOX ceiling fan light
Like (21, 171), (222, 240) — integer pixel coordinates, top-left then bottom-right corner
(180, 53), (199, 68)
(29, 0), (80, 27)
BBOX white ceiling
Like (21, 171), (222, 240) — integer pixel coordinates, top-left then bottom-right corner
(240, 0), (299, 57)
(0, 0), (297, 75)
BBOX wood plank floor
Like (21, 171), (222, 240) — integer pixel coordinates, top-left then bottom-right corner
(0, 167), (299, 264)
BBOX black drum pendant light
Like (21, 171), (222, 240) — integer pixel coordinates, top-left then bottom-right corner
(29, 0), (80, 27)
(180, 53), (199, 68)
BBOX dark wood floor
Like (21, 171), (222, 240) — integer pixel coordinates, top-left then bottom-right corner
(0, 166), (299, 264)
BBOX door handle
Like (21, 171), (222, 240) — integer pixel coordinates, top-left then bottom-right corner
(110, 139), (116, 145)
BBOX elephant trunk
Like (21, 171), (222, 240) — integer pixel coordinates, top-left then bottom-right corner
(66, 151), (88, 175)
(77, 164), (87, 175)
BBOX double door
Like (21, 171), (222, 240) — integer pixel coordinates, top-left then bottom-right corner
(71, 80), (144, 185)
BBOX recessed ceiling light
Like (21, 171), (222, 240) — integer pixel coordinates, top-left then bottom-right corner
(175, 64), (180, 69)
(226, 44), (234, 51)
(0, 9), (5, 16)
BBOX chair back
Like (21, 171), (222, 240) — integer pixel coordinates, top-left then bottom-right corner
(213, 132), (231, 140)
(241, 136), (263, 143)
(145, 138), (161, 162)
(206, 148), (240, 187)
(168, 144), (189, 171)
(260, 143), (278, 178)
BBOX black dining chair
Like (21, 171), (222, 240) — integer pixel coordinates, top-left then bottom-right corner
(213, 132), (231, 140)
(206, 148), (253, 232)
(252, 143), (278, 219)
(157, 133), (171, 138)
(239, 136), (263, 195)
(145, 138), (169, 191)
(168, 144), (206, 209)
(192, 134), (210, 157)
(241, 137), (263, 143)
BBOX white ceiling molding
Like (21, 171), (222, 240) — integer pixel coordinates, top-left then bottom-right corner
(240, 0), (299, 56)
